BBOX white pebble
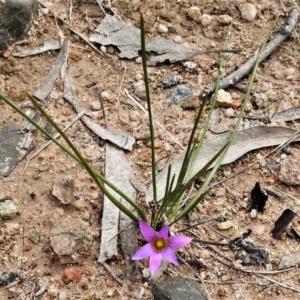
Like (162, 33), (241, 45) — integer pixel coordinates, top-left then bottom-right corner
(284, 68), (296, 76)
(187, 6), (201, 22)
(158, 24), (168, 33)
(173, 35), (182, 43)
(218, 14), (232, 25)
(280, 153), (287, 160)
(142, 268), (150, 278)
(216, 89), (233, 107)
(129, 111), (139, 121)
(250, 209), (257, 219)
(225, 107), (235, 117)
(200, 14), (213, 27)
(183, 61), (197, 70)
(100, 46), (107, 53)
(135, 73), (143, 81)
(107, 46), (115, 54)
(101, 90), (110, 100)
(58, 291), (67, 300)
(241, 3), (257, 22)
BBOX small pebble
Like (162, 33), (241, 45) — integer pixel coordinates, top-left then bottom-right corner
(173, 35), (182, 43)
(135, 73), (143, 81)
(91, 101), (101, 111)
(250, 209), (257, 219)
(158, 24), (168, 33)
(197, 249), (211, 259)
(58, 291), (67, 300)
(100, 46), (107, 53)
(183, 61), (197, 70)
(218, 15), (232, 25)
(107, 290), (114, 297)
(200, 14), (213, 27)
(101, 90), (110, 101)
(133, 80), (146, 99)
(47, 286), (58, 297)
(129, 111), (139, 121)
(225, 107), (235, 117)
(61, 268), (81, 284)
(0, 200), (18, 219)
(142, 268), (150, 278)
(281, 144), (292, 155)
(240, 3), (257, 21)
(216, 89), (233, 107)
(280, 153), (287, 160)
(107, 46), (115, 54)
(187, 6), (201, 22)
(218, 220), (234, 230)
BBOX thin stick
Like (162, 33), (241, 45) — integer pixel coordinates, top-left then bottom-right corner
(116, 62), (126, 108)
(102, 262), (123, 286)
(201, 9), (300, 96)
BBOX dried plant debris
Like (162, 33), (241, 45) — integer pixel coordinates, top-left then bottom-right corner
(272, 106), (300, 122)
(271, 209), (296, 239)
(201, 9), (300, 96)
(63, 67), (135, 151)
(230, 230), (269, 266)
(0, 121), (34, 177)
(33, 38), (69, 101)
(99, 143), (138, 276)
(12, 39), (61, 57)
(146, 126), (300, 203)
(249, 182), (268, 214)
(90, 15), (205, 65)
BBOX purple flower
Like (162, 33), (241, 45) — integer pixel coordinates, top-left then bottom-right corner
(132, 220), (192, 275)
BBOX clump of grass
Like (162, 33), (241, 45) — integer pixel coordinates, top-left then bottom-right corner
(0, 14), (274, 231)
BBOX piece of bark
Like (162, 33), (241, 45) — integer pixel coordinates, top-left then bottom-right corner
(271, 209), (296, 239)
(201, 9), (300, 96)
(63, 67), (135, 151)
(33, 38), (69, 101)
(249, 182), (268, 213)
(99, 144), (138, 283)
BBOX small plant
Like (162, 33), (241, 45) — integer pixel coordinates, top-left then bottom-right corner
(0, 14), (273, 275)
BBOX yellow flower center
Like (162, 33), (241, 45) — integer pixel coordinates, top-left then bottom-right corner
(152, 237), (169, 252)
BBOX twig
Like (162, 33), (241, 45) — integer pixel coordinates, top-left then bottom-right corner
(201, 9), (300, 96)
(254, 273), (300, 293)
(116, 62), (126, 108)
(102, 262), (123, 286)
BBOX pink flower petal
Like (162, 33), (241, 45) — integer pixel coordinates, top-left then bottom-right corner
(132, 243), (155, 260)
(162, 247), (179, 266)
(139, 220), (156, 242)
(157, 224), (169, 239)
(149, 252), (162, 274)
(168, 236), (192, 249)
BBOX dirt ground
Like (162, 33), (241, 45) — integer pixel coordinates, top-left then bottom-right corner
(1, 0), (300, 299)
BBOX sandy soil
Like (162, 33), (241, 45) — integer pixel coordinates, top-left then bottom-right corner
(1, 0), (300, 299)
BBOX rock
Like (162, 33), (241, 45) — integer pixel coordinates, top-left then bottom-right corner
(162, 73), (182, 88)
(183, 61), (197, 70)
(52, 177), (75, 205)
(152, 276), (208, 300)
(187, 7), (201, 22)
(58, 291), (67, 300)
(225, 107), (235, 118)
(0, 0), (38, 53)
(0, 200), (18, 219)
(200, 14), (213, 27)
(0, 121), (34, 177)
(167, 84), (193, 104)
(216, 89), (233, 107)
(279, 158), (300, 185)
(101, 90), (110, 100)
(173, 35), (182, 43)
(218, 220), (234, 230)
(50, 218), (93, 264)
(217, 15), (233, 25)
(240, 3), (257, 22)
(133, 80), (146, 99)
(279, 253), (300, 269)
(61, 267), (81, 284)
(158, 24), (168, 34)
